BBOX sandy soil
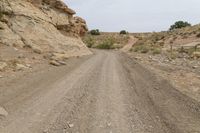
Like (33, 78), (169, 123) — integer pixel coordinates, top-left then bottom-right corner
(0, 50), (200, 133)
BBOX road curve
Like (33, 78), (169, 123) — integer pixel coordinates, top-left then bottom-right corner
(0, 50), (200, 133)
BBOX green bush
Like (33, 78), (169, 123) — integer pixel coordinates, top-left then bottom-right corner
(90, 29), (100, 35)
(96, 43), (112, 49)
(169, 21), (191, 31)
(85, 37), (95, 48)
(120, 30), (127, 34)
(96, 39), (114, 49)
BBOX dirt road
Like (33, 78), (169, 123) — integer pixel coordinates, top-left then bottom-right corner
(121, 36), (137, 52)
(0, 50), (200, 133)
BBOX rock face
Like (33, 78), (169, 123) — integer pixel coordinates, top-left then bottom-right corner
(0, 0), (91, 60)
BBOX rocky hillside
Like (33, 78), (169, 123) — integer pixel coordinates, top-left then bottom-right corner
(131, 24), (200, 59)
(0, 0), (91, 71)
(127, 25), (200, 101)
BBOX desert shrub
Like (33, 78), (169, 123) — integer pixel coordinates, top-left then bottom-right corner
(178, 46), (186, 53)
(96, 43), (111, 49)
(96, 38), (114, 49)
(96, 42), (112, 49)
(133, 45), (149, 53)
(90, 29), (100, 35)
(152, 48), (161, 55)
(170, 53), (177, 59)
(177, 46), (200, 58)
(85, 37), (95, 48)
(196, 33), (200, 38)
(141, 47), (149, 53)
(120, 30), (127, 34)
(169, 21), (191, 31)
(192, 31), (197, 34)
(157, 41), (165, 46)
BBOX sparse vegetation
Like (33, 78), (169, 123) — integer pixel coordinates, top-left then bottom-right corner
(178, 46), (200, 56)
(120, 30), (127, 34)
(196, 33), (200, 38)
(152, 48), (161, 55)
(83, 32), (129, 49)
(169, 52), (178, 60)
(84, 37), (95, 48)
(96, 38), (114, 49)
(169, 21), (191, 31)
(132, 32), (165, 55)
(96, 43), (112, 49)
(131, 24), (200, 60)
(90, 29), (100, 35)
(133, 45), (149, 53)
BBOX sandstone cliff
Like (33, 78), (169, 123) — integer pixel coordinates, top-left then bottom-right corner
(0, 0), (91, 70)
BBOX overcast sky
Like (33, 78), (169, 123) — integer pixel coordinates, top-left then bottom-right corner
(64, 0), (200, 32)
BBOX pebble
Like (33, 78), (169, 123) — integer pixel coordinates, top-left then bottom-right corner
(0, 75), (3, 78)
(14, 48), (18, 51)
(50, 60), (61, 66)
(58, 61), (66, 65)
(154, 86), (159, 90)
(193, 66), (198, 69)
(43, 129), (48, 133)
(107, 122), (111, 127)
(0, 106), (8, 117)
(68, 123), (74, 128)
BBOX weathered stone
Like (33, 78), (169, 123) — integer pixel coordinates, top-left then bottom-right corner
(49, 60), (61, 66)
(192, 52), (200, 58)
(16, 63), (28, 70)
(0, 106), (8, 117)
(0, 0), (92, 59)
(0, 62), (7, 71)
(68, 123), (74, 128)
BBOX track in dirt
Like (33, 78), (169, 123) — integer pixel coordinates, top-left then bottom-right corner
(0, 50), (200, 133)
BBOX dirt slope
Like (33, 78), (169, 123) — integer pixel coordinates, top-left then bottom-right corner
(0, 50), (200, 133)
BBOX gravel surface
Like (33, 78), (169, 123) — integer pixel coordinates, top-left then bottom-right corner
(0, 50), (200, 133)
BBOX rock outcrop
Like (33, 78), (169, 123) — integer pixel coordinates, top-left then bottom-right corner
(0, 0), (91, 65)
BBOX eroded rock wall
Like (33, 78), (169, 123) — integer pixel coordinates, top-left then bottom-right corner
(0, 0), (91, 60)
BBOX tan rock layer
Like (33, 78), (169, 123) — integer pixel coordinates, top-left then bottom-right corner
(0, 0), (91, 59)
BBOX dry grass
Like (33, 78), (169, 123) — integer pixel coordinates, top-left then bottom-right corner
(83, 32), (130, 49)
